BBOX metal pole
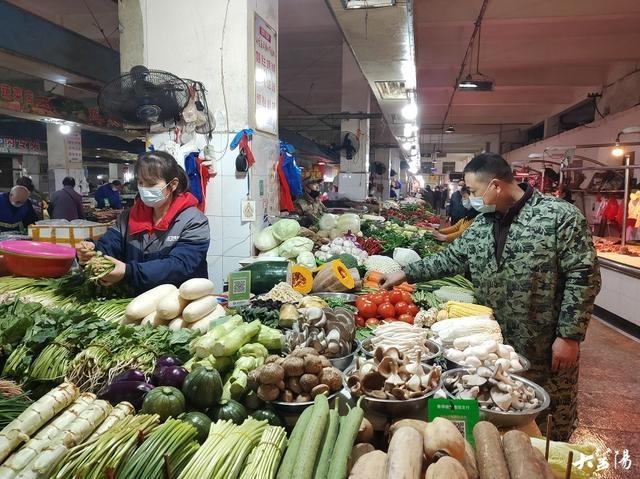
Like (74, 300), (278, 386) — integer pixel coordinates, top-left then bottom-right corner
(621, 154), (632, 247)
(561, 165), (640, 172)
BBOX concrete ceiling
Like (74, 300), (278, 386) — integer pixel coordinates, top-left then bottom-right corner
(415, 0), (640, 154)
(6, 0), (119, 50)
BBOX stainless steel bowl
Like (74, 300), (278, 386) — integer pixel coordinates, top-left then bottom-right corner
(269, 389), (344, 415)
(344, 364), (442, 417)
(361, 338), (442, 365)
(314, 292), (357, 303)
(441, 368), (550, 428)
(329, 340), (362, 371)
(444, 353), (531, 372)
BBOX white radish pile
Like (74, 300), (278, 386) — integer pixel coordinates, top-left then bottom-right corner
(445, 339), (524, 372)
(123, 279), (225, 332)
(368, 322), (431, 361)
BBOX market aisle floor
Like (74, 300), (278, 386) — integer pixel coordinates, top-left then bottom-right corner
(572, 318), (640, 478)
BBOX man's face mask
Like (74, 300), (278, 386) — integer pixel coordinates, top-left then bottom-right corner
(470, 180), (497, 213)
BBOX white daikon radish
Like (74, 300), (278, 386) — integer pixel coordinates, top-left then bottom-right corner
(0, 383), (78, 463)
(124, 284), (177, 321)
(141, 311), (169, 328)
(0, 394), (95, 478)
(168, 316), (186, 330)
(182, 295), (218, 323)
(187, 305), (226, 333)
(156, 290), (189, 320)
(87, 402), (134, 441)
(179, 278), (215, 300)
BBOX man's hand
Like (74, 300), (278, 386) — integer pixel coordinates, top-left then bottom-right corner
(551, 337), (580, 372)
(75, 241), (96, 265)
(99, 256), (126, 287)
(380, 271), (407, 290)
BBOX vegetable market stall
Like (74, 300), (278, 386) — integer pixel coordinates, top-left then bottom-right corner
(0, 207), (602, 479)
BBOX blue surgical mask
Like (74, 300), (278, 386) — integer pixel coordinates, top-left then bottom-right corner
(462, 198), (471, 209)
(138, 184), (170, 207)
(470, 182), (497, 213)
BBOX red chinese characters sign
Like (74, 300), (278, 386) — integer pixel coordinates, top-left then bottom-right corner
(0, 137), (45, 155)
(254, 14), (277, 135)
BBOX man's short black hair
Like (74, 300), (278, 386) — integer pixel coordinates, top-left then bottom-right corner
(112, 180), (122, 187)
(463, 152), (514, 182)
(62, 177), (76, 187)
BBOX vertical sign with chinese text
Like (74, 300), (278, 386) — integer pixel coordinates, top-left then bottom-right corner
(254, 14), (278, 135)
(65, 131), (82, 165)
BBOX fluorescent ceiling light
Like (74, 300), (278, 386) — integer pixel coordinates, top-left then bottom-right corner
(401, 102), (418, 120)
(445, 125), (455, 133)
(59, 124), (71, 135)
(458, 75), (478, 88)
(527, 153), (543, 159)
(342, 0), (395, 9)
(621, 126), (640, 135)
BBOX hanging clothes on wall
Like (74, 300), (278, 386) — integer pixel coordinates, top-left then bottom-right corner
(280, 142), (303, 199)
(230, 129), (255, 172)
(277, 153), (295, 212)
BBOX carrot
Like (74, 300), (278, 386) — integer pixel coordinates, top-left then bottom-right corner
(396, 282), (415, 293)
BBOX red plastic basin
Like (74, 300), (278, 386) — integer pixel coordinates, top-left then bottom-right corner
(0, 240), (76, 278)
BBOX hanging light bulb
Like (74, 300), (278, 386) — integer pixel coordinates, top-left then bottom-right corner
(59, 124), (71, 135)
(612, 142), (625, 157)
(401, 140), (412, 151)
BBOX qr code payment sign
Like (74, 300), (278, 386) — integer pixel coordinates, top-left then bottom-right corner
(233, 279), (248, 294)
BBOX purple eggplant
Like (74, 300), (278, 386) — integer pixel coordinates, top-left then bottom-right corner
(98, 381), (154, 410)
(112, 369), (147, 384)
(156, 365), (189, 389)
(156, 355), (183, 368)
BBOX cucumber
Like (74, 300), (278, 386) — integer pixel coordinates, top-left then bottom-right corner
(276, 405), (315, 479)
(313, 407), (340, 479)
(292, 394), (330, 479)
(326, 400), (365, 479)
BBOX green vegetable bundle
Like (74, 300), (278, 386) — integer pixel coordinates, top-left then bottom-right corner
(239, 425), (288, 479)
(119, 418), (199, 479)
(0, 394), (31, 429)
(29, 314), (115, 382)
(53, 414), (159, 479)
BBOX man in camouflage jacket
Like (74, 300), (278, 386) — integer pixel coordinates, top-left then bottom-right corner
(383, 153), (601, 440)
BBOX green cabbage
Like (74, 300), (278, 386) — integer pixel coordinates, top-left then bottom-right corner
(278, 236), (314, 259)
(272, 218), (301, 242)
(296, 251), (317, 269)
(319, 213), (338, 231)
(336, 213), (361, 234)
(393, 247), (421, 266)
(254, 226), (279, 251)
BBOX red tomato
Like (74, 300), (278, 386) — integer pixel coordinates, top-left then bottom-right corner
(394, 301), (409, 315)
(388, 290), (404, 304)
(377, 302), (396, 318)
(398, 314), (414, 324)
(378, 291), (390, 303)
(365, 318), (380, 327)
(407, 303), (419, 316)
(356, 315), (366, 327)
(370, 293), (386, 305)
(358, 299), (378, 318)
(400, 291), (413, 303)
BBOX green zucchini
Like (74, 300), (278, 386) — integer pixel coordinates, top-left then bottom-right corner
(313, 405), (340, 479)
(276, 405), (315, 479)
(292, 394), (330, 479)
(326, 400), (364, 479)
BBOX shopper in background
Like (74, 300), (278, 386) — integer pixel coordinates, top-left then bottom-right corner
(382, 152), (601, 441)
(95, 180), (123, 209)
(76, 151), (210, 293)
(49, 177), (84, 221)
(0, 186), (37, 233)
(433, 186), (442, 213)
(16, 176), (46, 220)
(432, 187), (478, 242)
(447, 179), (467, 224)
(422, 184), (435, 210)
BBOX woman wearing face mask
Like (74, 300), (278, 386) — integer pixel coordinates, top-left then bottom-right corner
(432, 187), (478, 242)
(76, 151), (210, 292)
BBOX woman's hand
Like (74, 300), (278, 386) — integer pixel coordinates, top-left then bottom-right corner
(99, 256), (126, 287)
(433, 231), (447, 242)
(76, 241), (96, 265)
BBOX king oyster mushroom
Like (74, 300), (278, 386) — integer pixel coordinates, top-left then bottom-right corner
(490, 386), (513, 411)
